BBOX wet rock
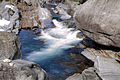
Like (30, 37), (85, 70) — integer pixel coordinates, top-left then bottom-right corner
(17, 0), (52, 29)
(74, 0), (120, 48)
(66, 67), (101, 80)
(0, 31), (21, 60)
(0, 59), (47, 80)
(0, 1), (20, 34)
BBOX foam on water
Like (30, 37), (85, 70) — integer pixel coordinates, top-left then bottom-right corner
(26, 19), (83, 61)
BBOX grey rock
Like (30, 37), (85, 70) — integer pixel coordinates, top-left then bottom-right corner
(66, 73), (83, 80)
(0, 59), (47, 80)
(62, 0), (87, 16)
(0, 1), (20, 34)
(0, 31), (21, 60)
(55, 3), (71, 19)
(74, 0), (120, 48)
(66, 67), (101, 80)
(95, 56), (120, 80)
(80, 45), (120, 80)
(82, 67), (100, 80)
(37, 5), (52, 28)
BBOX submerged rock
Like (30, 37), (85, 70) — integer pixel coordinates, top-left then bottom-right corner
(0, 59), (47, 80)
(74, 0), (120, 48)
(0, 31), (21, 60)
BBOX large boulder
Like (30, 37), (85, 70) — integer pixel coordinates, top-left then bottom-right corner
(0, 59), (47, 80)
(0, 31), (21, 60)
(74, 0), (120, 48)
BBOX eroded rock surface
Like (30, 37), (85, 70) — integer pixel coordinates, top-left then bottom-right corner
(0, 1), (20, 34)
(95, 56), (120, 80)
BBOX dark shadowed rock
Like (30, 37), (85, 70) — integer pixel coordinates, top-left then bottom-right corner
(0, 59), (47, 80)
(0, 31), (21, 60)
(74, 0), (120, 48)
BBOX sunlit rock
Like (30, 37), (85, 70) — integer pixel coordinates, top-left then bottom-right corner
(74, 0), (120, 48)
(55, 3), (71, 20)
(0, 1), (20, 34)
(9, 62), (14, 66)
(3, 59), (11, 63)
(17, 0), (52, 29)
(95, 56), (120, 80)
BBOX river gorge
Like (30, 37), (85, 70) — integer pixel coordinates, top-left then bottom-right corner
(0, 0), (120, 80)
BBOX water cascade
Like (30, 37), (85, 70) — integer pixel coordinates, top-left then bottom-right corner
(26, 19), (83, 61)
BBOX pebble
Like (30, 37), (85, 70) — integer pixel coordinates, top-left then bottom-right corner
(3, 59), (11, 63)
(9, 63), (14, 67)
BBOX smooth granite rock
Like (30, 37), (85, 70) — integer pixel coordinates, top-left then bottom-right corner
(95, 56), (120, 80)
(0, 59), (47, 80)
(66, 67), (101, 80)
(74, 0), (120, 48)
(0, 31), (21, 60)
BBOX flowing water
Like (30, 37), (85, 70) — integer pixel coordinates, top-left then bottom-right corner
(19, 19), (83, 80)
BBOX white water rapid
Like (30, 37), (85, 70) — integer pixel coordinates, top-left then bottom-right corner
(26, 19), (83, 61)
